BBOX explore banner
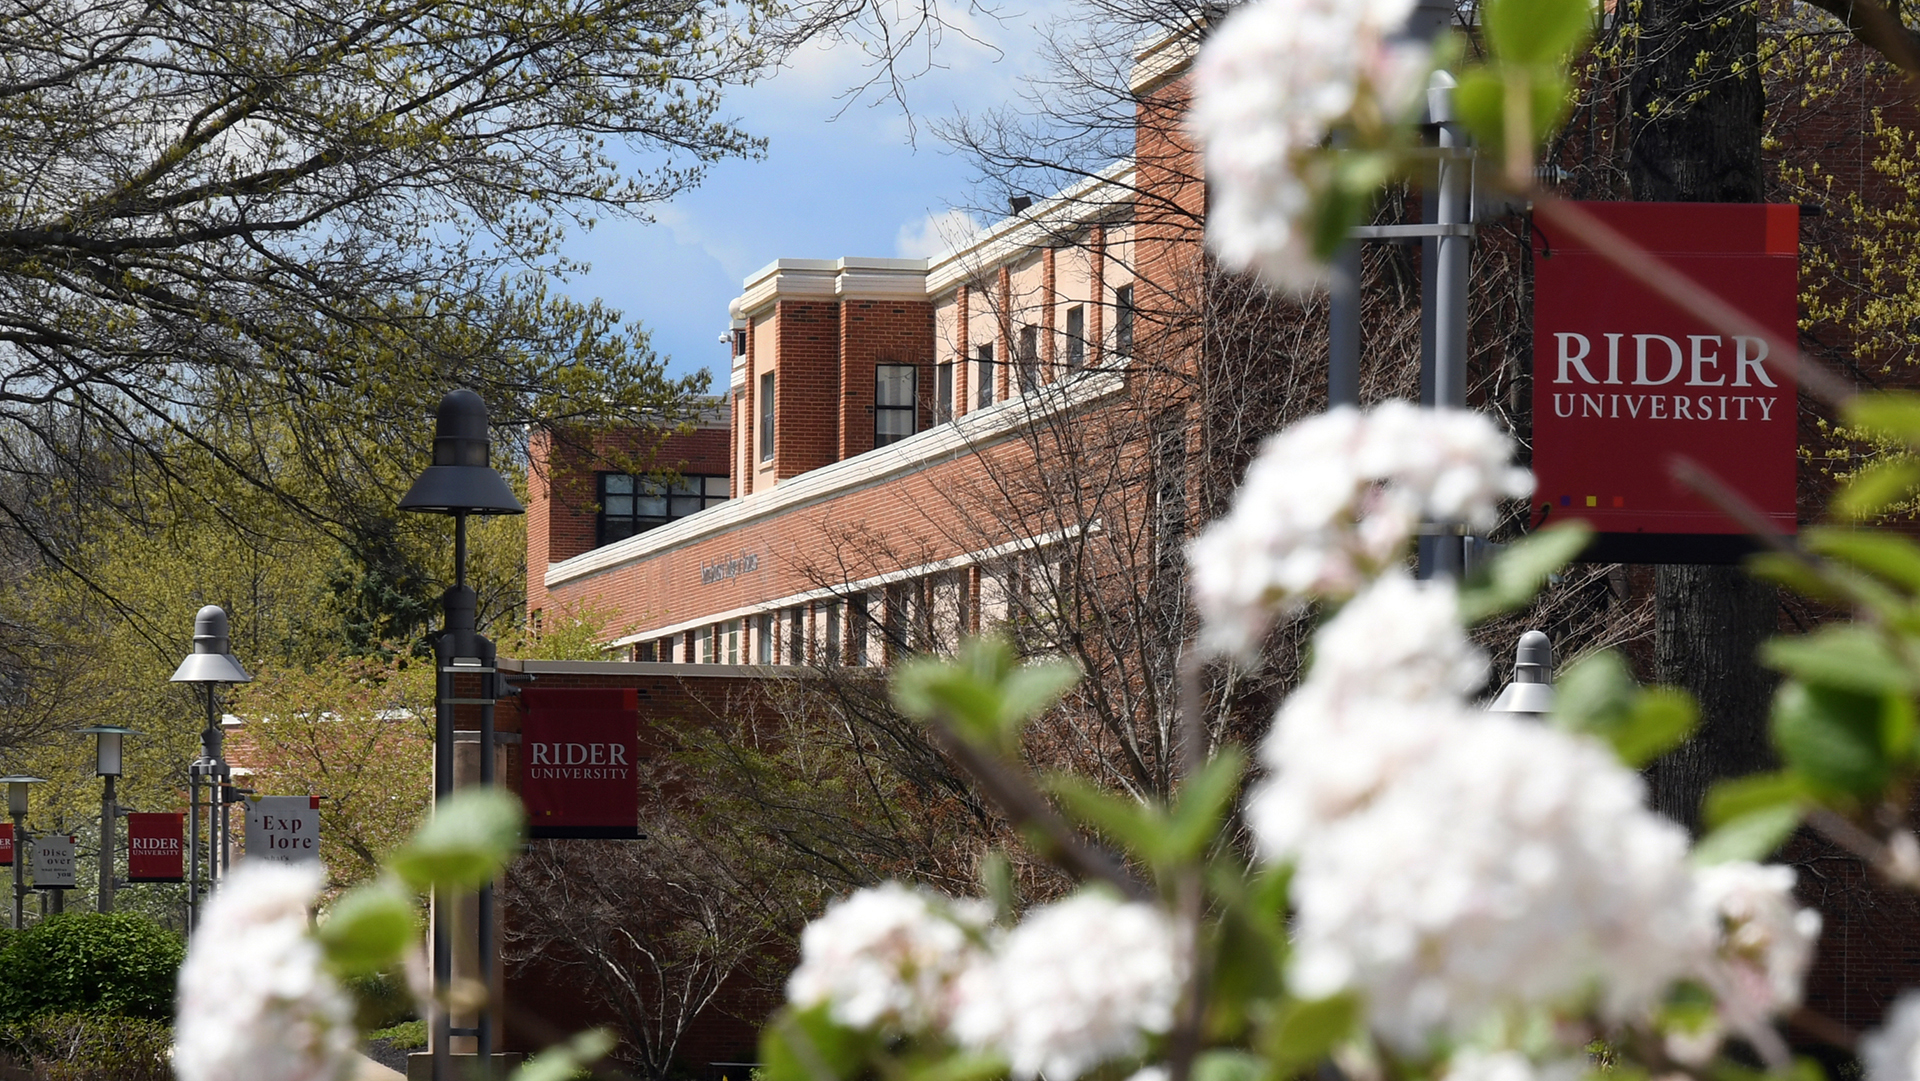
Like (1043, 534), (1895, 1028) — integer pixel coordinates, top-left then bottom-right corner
(520, 687), (641, 839)
(245, 796), (321, 864)
(127, 812), (185, 882)
(1532, 202), (1799, 563)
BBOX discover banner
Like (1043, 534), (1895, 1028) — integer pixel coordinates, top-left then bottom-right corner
(520, 687), (641, 839)
(1532, 202), (1799, 563)
(31, 834), (75, 889)
(127, 812), (186, 882)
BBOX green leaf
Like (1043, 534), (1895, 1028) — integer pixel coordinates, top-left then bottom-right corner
(759, 1005), (878, 1081)
(1692, 804), (1802, 865)
(979, 847), (1016, 925)
(1485, 0), (1595, 64)
(1609, 689), (1699, 767)
(1165, 747), (1248, 863)
(1844, 391), (1920, 443)
(1194, 1050), (1268, 1081)
(1263, 995), (1360, 1073)
(1762, 626), (1918, 696)
(1551, 651), (1696, 766)
(510, 1029), (617, 1081)
(388, 787), (528, 892)
(1745, 552), (1849, 604)
(1803, 528), (1920, 592)
(1771, 680), (1892, 796)
(1458, 522), (1593, 623)
(901, 1053), (1008, 1081)
(1451, 68), (1575, 163)
(891, 637), (1081, 752)
(317, 879), (417, 974)
(1833, 458), (1920, 520)
(1046, 773), (1165, 863)
(1704, 771), (1807, 829)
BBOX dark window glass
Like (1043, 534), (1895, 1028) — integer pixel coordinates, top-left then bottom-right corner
(1114, 285), (1135, 356)
(1017, 325), (1039, 392)
(875, 364), (917, 447)
(759, 371), (775, 461)
(1065, 306), (1085, 370)
(824, 603), (841, 663)
(975, 344), (995, 409)
(732, 328), (747, 356)
(936, 362), (955, 421)
(595, 472), (729, 546)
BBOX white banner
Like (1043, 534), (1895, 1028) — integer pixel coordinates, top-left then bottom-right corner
(31, 834), (75, 888)
(245, 796), (321, 864)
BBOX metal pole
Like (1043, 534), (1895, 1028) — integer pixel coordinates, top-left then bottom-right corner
(187, 764), (201, 932)
(99, 774), (115, 914)
(478, 630), (497, 1078)
(1329, 241), (1362, 408)
(432, 630), (453, 1081)
(1420, 70), (1470, 580)
(205, 686), (221, 898)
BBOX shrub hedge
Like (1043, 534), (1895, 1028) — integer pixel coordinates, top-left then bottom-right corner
(0, 914), (183, 1023)
(0, 1012), (173, 1081)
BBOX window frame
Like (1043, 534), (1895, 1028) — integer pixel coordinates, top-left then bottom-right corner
(1017, 325), (1039, 392)
(758, 371), (775, 462)
(1114, 284), (1135, 357)
(975, 343), (995, 409)
(936, 361), (955, 422)
(594, 471), (730, 547)
(874, 363), (918, 448)
(1064, 305), (1086, 370)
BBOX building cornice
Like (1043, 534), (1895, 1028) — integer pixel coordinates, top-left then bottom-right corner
(734, 257), (931, 320)
(544, 369), (1129, 590)
(1129, 24), (1201, 95)
(923, 163), (1138, 296)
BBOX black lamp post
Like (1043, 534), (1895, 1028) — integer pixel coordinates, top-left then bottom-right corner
(76, 726), (139, 913)
(169, 606), (251, 932)
(399, 389), (523, 1081)
(3, 776), (45, 928)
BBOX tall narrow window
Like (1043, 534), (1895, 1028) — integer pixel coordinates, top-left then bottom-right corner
(1017, 325), (1039, 392)
(732, 328), (748, 356)
(975, 344), (995, 409)
(849, 594), (870, 666)
(788, 607), (806, 664)
(759, 371), (775, 461)
(724, 619), (741, 665)
(824, 603), (842, 663)
(1064, 305), (1086, 370)
(755, 613), (773, 664)
(936, 362), (955, 422)
(1114, 284), (1135, 356)
(875, 364), (917, 447)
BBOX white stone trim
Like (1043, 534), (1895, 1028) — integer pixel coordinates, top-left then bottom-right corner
(1129, 24), (1200, 95)
(924, 164), (1138, 296)
(735, 257), (932, 320)
(603, 520), (1097, 648)
(498, 657), (809, 678)
(545, 370), (1127, 589)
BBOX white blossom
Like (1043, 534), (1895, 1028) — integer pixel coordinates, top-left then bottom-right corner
(1188, 403), (1531, 657)
(1863, 993), (1920, 1081)
(951, 892), (1184, 1080)
(1271, 707), (1709, 1052)
(1695, 862), (1821, 1019)
(787, 882), (993, 1033)
(1441, 1049), (1587, 1081)
(174, 863), (356, 1081)
(1191, 0), (1431, 289)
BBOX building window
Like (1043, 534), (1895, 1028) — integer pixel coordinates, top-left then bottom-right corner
(755, 613), (773, 664)
(1114, 284), (1135, 356)
(1017, 325), (1039, 392)
(596, 472), (729, 546)
(875, 364), (918, 447)
(732, 328), (748, 356)
(759, 371), (775, 461)
(936, 362), (955, 422)
(849, 594), (870, 666)
(824, 602), (842, 664)
(975, 344), (995, 409)
(723, 619), (741, 665)
(1065, 305), (1085, 370)
(788, 607), (806, 664)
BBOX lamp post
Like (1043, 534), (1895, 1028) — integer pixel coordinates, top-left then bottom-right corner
(1488, 630), (1555, 715)
(399, 389), (523, 1081)
(76, 727), (139, 913)
(169, 606), (252, 932)
(3, 776), (46, 929)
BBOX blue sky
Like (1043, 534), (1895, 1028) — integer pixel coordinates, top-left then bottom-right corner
(555, 7), (1069, 387)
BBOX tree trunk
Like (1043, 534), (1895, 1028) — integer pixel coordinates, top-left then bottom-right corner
(1626, 0), (1778, 832)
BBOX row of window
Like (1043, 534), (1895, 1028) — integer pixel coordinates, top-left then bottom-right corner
(596, 472), (730, 547)
(748, 286), (1136, 462)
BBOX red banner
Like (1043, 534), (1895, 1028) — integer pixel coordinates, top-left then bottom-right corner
(520, 688), (640, 839)
(1532, 202), (1799, 562)
(127, 813), (185, 882)
(0, 823), (10, 867)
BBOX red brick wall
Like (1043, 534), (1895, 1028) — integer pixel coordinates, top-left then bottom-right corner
(840, 299), (936, 458)
(774, 300), (842, 480)
(526, 424), (733, 618)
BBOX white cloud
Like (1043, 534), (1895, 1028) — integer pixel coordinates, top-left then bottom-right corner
(896, 208), (981, 258)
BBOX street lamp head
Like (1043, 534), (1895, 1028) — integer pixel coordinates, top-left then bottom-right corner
(76, 727), (139, 777)
(170, 605), (253, 684)
(0, 776), (46, 819)
(1488, 629), (1555, 715)
(397, 389), (525, 516)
